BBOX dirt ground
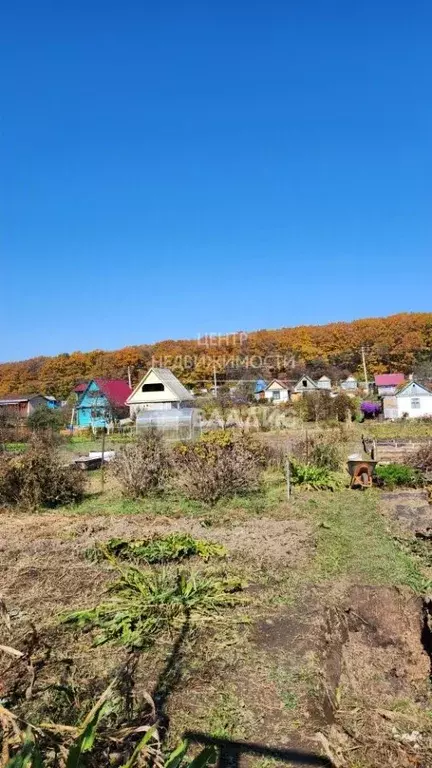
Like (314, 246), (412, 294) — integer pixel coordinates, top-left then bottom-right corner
(1, 493), (432, 768)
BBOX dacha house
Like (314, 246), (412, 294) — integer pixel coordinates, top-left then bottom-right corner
(374, 373), (405, 396)
(75, 379), (132, 429)
(126, 368), (194, 417)
(383, 380), (432, 420)
(0, 393), (59, 419)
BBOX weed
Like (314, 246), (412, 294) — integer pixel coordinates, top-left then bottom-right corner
(87, 533), (226, 565)
(62, 565), (245, 649)
(1, 684), (216, 768)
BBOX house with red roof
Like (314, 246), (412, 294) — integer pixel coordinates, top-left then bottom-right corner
(75, 378), (132, 429)
(374, 373), (405, 396)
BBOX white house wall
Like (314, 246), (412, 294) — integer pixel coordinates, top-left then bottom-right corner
(128, 369), (179, 406)
(396, 395), (432, 418)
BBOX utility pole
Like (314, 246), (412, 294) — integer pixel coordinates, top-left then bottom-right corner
(213, 361), (218, 397)
(127, 366), (132, 389)
(361, 345), (369, 393)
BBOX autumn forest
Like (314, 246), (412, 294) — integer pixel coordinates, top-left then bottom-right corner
(1, 312), (432, 399)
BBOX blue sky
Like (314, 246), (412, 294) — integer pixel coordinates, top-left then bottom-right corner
(1, 1), (431, 361)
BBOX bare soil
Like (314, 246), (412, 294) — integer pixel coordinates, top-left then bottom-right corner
(2, 494), (432, 767)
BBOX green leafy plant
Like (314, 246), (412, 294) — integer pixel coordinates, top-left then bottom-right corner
(62, 565), (244, 649)
(86, 533), (226, 564)
(1, 686), (217, 768)
(375, 463), (423, 489)
(289, 458), (345, 491)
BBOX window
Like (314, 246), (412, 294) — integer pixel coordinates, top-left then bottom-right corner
(272, 390), (280, 400)
(411, 398), (421, 409)
(302, 379), (307, 387)
(142, 383), (164, 392)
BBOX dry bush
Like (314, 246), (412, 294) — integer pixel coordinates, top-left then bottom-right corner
(110, 428), (172, 498)
(409, 441), (432, 472)
(291, 430), (342, 470)
(173, 429), (266, 505)
(0, 438), (85, 511)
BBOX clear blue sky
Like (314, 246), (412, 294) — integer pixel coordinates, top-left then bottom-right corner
(1, 1), (431, 362)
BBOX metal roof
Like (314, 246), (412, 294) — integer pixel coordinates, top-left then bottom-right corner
(374, 373), (405, 387)
(150, 368), (194, 401)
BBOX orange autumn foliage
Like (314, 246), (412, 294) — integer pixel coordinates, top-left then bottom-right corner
(1, 312), (432, 399)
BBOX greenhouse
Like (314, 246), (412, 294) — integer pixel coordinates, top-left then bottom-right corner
(135, 408), (200, 441)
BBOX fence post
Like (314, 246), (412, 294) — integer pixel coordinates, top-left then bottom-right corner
(285, 455), (291, 500)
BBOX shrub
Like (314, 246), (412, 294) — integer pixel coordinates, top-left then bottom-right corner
(309, 441), (341, 471)
(289, 458), (345, 491)
(332, 392), (357, 422)
(375, 463), (423, 489)
(110, 428), (172, 498)
(409, 442), (432, 472)
(361, 401), (381, 418)
(0, 438), (85, 511)
(27, 404), (64, 432)
(62, 565), (244, 648)
(173, 430), (266, 504)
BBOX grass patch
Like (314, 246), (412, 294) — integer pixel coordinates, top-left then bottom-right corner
(365, 421), (432, 439)
(204, 691), (256, 740)
(55, 469), (287, 520)
(304, 490), (426, 590)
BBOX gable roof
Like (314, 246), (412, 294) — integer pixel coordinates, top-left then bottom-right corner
(79, 379), (132, 408)
(127, 368), (193, 404)
(374, 373), (405, 387)
(265, 378), (290, 391)
(74, 381), (88, 394)
(0, 393), (43, 405)
(293, 375), (318, 392)
(396, 380), (432, 397)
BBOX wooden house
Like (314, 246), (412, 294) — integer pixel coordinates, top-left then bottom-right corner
(383, 380), (432, 419)
(291, 375), (319, 401)
(0, 394), (50, 419)
(126, 368), (194, 417)
(263, 379), (290, 403)
(316, 375), (331, 390)
(341, 375), (358, 391)
(374, 373), (405, 396)
(75, 379), (132, 429)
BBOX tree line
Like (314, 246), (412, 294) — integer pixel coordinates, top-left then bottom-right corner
(1, 312), (432, 399)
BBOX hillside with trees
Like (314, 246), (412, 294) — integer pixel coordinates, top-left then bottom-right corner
(1, 312), (432, 398)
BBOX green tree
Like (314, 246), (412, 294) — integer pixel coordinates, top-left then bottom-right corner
(27, 404), (64, 432)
